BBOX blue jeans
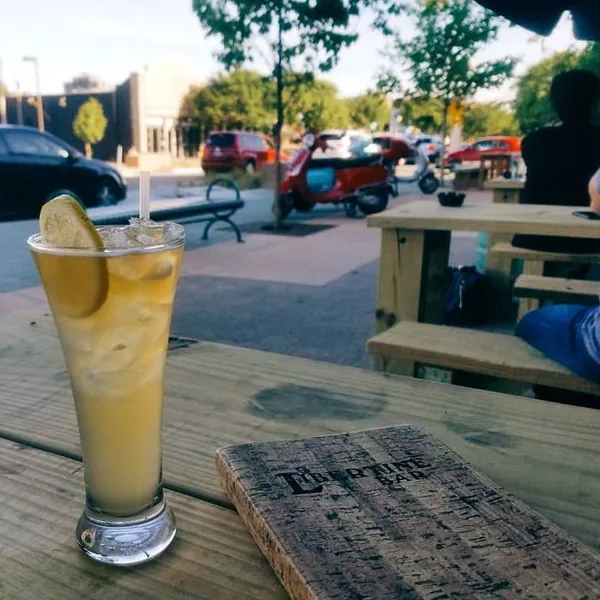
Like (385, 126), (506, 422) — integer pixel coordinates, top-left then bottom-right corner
(516, 305), (600, 383)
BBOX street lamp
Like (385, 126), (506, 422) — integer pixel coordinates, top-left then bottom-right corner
(22, 56), (44, 131)
(0, 57), (7, 124)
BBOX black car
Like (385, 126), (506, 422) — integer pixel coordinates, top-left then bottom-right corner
(0, 125), (126, 219)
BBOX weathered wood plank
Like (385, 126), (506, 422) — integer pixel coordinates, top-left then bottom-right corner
(367, 320), (600, 395)
(1, 313), (600, 550)
(217, 425), (600, 599)
(514, 274), (599, 304)
(368, 199), (600, 238)
(0, 438), (285, 600)
(516, 260), (544, 321)
(490, 242), (600, 264)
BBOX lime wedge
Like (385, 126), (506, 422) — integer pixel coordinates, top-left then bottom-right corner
(40, 195), (104, 249)
(36, 195), (109, 318)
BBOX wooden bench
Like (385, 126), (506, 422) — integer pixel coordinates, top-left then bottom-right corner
(514, 274), (598, 305)
(490, 242), (600, 265)
(367, 321), (600, 395)
(490, 242), (600, 318)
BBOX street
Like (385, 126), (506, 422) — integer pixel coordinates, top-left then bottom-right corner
(0, 181), (479, 367)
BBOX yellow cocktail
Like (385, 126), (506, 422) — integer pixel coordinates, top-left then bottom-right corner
(28, 197), (184, 566)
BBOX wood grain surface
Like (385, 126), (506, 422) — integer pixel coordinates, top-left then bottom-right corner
(216, 425), (600, 599)
(484, 178), (525, 190)
(0, 438), (284, 600)
(368, 199), (600, 238)
(490, 241), (600, 264)
(1, 313), (600, 550)
(514, 274), (599, 304)
(367, 320), (600, 394)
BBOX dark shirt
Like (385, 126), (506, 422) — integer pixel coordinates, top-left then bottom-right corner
(513, 123), (600, 253)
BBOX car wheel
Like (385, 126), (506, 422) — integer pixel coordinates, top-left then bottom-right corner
(245, 161), (256, 174)
(96, 178), (120, 207)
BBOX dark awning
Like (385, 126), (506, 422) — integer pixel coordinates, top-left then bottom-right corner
(474, 1), (600, 41)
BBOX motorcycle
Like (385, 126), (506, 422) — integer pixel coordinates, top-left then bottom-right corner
(278, 134), (394, 219)
(372, 133), (440, 196)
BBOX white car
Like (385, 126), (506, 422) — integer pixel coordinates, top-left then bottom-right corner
(316, 129), (373, 158)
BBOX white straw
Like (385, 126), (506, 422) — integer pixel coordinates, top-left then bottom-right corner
(139, 170), (151, 220)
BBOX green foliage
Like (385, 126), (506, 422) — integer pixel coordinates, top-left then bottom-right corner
(395, 96), (444, 131)
(514, 46), (600, 134)
(280, 77), (349, 130)
(381, 0), (516, 135)
(192, 0), (396, 73)
(346, 94), (390, 130)
(462, 102), (519, 139)
(183, 70), (273, 131)
(182, 69), (352, 132)
(72, 97), (108, 157)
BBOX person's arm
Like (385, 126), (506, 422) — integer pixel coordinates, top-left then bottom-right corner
(590, 168), (600, 213)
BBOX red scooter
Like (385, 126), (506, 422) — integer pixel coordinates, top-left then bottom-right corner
(278, 134), (393, 219)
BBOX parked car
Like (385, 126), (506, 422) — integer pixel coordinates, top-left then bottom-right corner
(201, 131), (278, 173)
(316, 129), (373, 157)
(0, 125), (126, 219)
(445, 136), (522, 167)
(415, 135), (443, 162)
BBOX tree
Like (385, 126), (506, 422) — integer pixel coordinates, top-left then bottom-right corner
(183, 70), (273, 131)
(192, 0), (395, 227)
(381, 0), (516, 173)
(346, 93), (390, 130)
(513, 51), (581, 134)
(395, 96), (444, 132)
(73, 97), (108, 158)
(282, 79), (349, 130)
(463, 102), (519, 139)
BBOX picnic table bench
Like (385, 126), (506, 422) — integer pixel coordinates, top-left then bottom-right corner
(367, 199), (600, 383)
(0, 312), (599, 597)
(91, 180), (245, 242)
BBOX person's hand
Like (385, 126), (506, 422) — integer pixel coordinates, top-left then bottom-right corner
(589, 168), (600, 214)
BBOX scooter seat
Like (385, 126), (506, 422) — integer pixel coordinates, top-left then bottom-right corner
(308, 155), (383, 170)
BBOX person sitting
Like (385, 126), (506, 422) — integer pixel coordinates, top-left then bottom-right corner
(514, 69), (600, 255)
(516, 167), (600, 395)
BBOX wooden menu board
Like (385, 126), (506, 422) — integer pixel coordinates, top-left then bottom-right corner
(216, 424), (600, 599)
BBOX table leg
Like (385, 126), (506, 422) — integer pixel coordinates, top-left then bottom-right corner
(516, 260), (544, 322)
(485, 188), (522, 317)
(375, 229), (450, 375)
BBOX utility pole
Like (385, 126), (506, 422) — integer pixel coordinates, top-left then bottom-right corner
(15, 78), (23, 125)
(0, 57), (7, 124)
(23, 56), (44, 131)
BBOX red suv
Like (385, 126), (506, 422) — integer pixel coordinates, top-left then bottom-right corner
(445, 136), (521, 167)
(201, 131), (276, 173)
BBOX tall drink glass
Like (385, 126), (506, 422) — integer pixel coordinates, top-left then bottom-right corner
(28, 221), (185, 566)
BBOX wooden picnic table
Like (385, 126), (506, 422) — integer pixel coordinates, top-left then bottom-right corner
(482, 177), (527, 299)
(1, 311), (600, 597)
(484, 176), (526, 204)
(368, 199), (600, 355)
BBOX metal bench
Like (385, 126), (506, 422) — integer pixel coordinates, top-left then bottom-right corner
(91, 178), (245, 242)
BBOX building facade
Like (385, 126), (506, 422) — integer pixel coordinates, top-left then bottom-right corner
(3, 60), (202, 165)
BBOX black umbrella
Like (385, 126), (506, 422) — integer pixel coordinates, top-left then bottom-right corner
(475, 1), (600, 41)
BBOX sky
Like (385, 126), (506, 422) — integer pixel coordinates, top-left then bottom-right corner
(0, 0), (588, 101)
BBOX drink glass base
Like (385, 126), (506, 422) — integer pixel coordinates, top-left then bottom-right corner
(76, 498), (177, 566)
